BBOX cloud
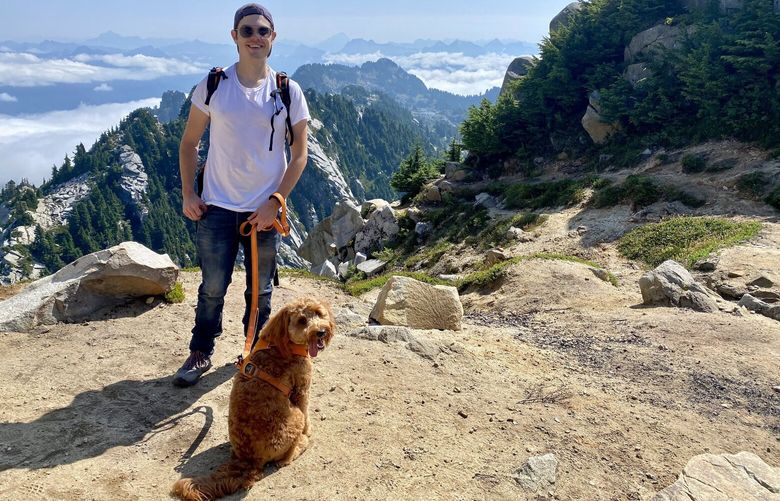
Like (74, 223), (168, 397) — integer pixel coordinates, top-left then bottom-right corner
(0, 92), (17, 102)
(323, 51), (522, 95)
(0, 51), (207, 87)
(94, 83), (113, 92)
(0, 98), (160, 187)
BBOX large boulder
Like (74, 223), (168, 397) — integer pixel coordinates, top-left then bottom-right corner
(297, 217), (335, 266)
(624, 25), (691, 64)
(639, 260), (720, 313)
(0, 241), (178, 331)
(581, 91), (620, 144)
(330, 199), (365, 249)
(499, 56), (535, 98)
(550, 2), (583, 33)
(653, 451), (780, 500)
(354, 205), (400, 256)
(370, 276), (463, 331)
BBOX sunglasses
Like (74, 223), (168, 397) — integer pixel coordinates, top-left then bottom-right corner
(236, 25), (273, 38)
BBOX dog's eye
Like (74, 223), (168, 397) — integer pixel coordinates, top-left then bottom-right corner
(297, 317), (307, 325)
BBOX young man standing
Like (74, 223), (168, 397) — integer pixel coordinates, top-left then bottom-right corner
(174, 3), (310, 387)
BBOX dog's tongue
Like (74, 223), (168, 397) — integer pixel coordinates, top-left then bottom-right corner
(308, 338), (319, 358)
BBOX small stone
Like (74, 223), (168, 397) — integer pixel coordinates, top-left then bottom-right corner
(458, 410), (468, 419)
(772, 386), (780, 393)
(145, 297), (154, 305)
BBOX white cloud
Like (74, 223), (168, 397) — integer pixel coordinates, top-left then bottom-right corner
(0, 92), (17, 102)
(323, 51), (524, 96)
(94, 83), (113, 92)
(0, 98), (161, 186)
(0, 51), (207, 87)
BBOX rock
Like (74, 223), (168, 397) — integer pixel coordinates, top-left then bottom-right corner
(405, 207), (423, 223)
(333, 307), (365, 329)
(582, 91), (620, 144)
(625, 62), (652, 86)
(370, 276), (463, 331)
(512, 453), (558, 493)
(118, 145), (149, 221)
(407, 337), (442, 360)
(485, 248), (510, 266)
(499, 56), (535, 98)
(638, 260), (720, 313)
(354, 206), (400, 256)
(507, 227), (535, 242)
(625, 25), (691, 64)
(474, 192), (497, 209)
(423, 184), (442, 203)
(330, 200), (365, 249)
(311, 260), (338, 280)
(345, 325), (412, 343)
(436, 180), (455, 195)
(738, 294), (769, 315)
(354, 252), (367, 266)
(444, 162), (469, 182)
(356, 259), (387, 277)
(415, 222), (433, 240)
(747, 274), (776, 289)
(550, 2), (583, 33)
(751, 290), (780, 303)
(630, 201), (688, 223)
(714, 282), (748, 300)
(693, 254), (719, 272)
(0, 242), (178, 332)
(298, 217), (335, 266)
(653, 451), (780, 500)
(360, 199), (390, 219)
(337, 261), (350, 279)
(589, 267), (611, 283)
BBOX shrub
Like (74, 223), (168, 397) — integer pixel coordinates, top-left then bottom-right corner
(617, 216), (762, 268)
(766, 185), (780, 210)
(736, 172), (768, 199)
(390, 145), (440, 200)
(681, 154), (707, 173)
(164, 282), (185, 303)
(504, 177), (602, 210)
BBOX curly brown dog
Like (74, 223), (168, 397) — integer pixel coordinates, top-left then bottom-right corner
(171, 298), (335, 500)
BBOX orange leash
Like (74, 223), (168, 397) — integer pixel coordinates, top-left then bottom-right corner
(237, 192), (291, 362)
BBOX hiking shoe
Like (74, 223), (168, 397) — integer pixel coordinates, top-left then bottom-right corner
(172, 351), (212, 387)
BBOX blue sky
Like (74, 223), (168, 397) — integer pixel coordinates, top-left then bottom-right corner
(2, 0), (573, 45)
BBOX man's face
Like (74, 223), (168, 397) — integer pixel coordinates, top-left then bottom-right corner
(231, 14), (275, 60)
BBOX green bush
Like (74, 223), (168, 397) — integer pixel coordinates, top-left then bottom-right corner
(593, 175), (706, 209)
(736, 172), (768, 199)
(617, 216), (762, 268)
(766, 185), (780, 210)
(390, 145), (440, 200)
(164, 282), (185, 303)
(681, 154), (707, 173)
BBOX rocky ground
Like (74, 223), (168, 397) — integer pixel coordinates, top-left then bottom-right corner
(0, 141), (778, 500)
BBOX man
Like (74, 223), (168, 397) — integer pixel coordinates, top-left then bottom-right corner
(174, 3), (310, 387)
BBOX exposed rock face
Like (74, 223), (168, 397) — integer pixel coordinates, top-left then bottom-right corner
(298, 218), (335, 268)
(31, 173), (92, 230)
(0, 241), (178, 331)
(370, 276), (463, 331)
(625, 25), (691, 64)
(550, 2), (583, 33)
(653, 451), (780, 500)
(638, 260), (720, 313)
(499, 56), (535, 98)
(330, 200), (364, 249)
(354, 205), (399, 256)
(117, 145), (149, 221)
(581, 91), (620, 144)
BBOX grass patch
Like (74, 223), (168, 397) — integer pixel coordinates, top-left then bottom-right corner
(180, 266), (201, 272)
(617, 216), (762, 268)
(592, 175), (705, 209)
(736, 172), (768, 199)
(504, 177), (606, 210)
(477, 213), (547, 249)
(344, 271), (452, 297)
(403, 241), (453, 269)
(457, 252), (618, 292)
(164, 282), (185, 303)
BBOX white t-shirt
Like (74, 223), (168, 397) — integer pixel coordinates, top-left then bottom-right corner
(191, 64), (310, 211)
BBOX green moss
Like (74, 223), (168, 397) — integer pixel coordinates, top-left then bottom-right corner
(617, 216), (762, 268)
(164, 282), (185, 303)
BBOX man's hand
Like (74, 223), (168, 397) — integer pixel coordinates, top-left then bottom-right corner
(183, 192), (208, 221)
(246, 197), (281, 231)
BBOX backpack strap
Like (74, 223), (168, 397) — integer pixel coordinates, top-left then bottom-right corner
(204, 67), (227, 106)
(269, 72), (295, 151)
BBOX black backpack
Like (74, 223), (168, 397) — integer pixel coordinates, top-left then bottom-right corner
(203, 66), (295, 151)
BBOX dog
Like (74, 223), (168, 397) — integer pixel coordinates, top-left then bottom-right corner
(171, 297), (335, 500)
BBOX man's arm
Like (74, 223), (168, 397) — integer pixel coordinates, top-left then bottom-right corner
(180, 104), (210, 221)
(247, 119), (309, 228)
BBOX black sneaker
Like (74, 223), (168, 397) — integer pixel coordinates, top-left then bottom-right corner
(172, 351), (212, 387)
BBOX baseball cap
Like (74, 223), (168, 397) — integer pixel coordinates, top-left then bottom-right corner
(234, 3), (274, 29)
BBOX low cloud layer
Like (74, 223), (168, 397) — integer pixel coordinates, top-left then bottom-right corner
(0, 98), (160, 186)
(0, 51), (206, 87)
(323, 51), (522, 95)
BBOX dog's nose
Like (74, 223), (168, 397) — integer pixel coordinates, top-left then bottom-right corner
(316, 330), (326, 338)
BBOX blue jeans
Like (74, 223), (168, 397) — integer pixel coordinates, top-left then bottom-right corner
(190, 205), (280, 355)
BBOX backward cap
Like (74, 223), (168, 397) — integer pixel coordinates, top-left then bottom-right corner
(234, 3), (274, 29)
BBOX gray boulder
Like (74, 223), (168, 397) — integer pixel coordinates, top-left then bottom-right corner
(354, 205), (399, 256)
(330, 199), (365, 249)
(298, 217), (335, 266)
(550, 2), (583, 33)
(370, 276), (463, 331)
(653, 451), (779, 500)
(360, 199), (390, 219)
(639, 260), (720, 313)
(499, 56), (535, 98)
(625, 25), (691, 64)
(356, 259), (386, 278)
(582, 91), (620, 144)
(0, 241), (178, 332)
(311, 260), (338, 280)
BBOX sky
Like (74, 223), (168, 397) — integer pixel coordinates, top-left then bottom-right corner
(0, 1), (575, 187)
(2, 1), (572, 45)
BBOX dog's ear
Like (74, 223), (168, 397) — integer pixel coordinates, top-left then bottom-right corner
(260, 306), (292, 358)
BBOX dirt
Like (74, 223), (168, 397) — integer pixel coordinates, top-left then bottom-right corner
(1, 140), (779, 500)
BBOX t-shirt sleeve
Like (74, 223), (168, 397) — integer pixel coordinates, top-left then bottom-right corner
(288, 80), (310, 126)
(190, 75), (210, 116)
